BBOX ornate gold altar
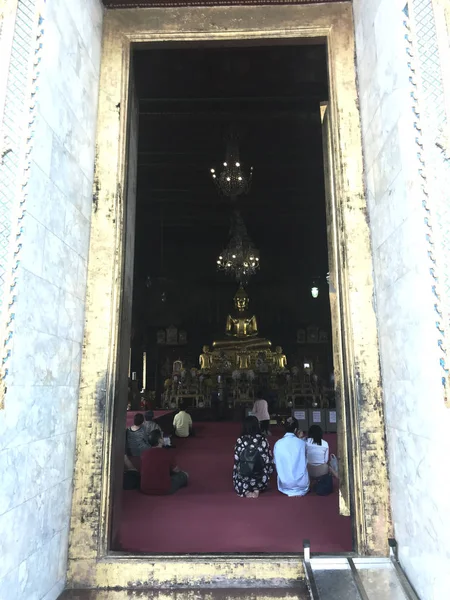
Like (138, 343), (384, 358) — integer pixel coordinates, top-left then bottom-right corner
(162, 287), (296, 407)
(205, 286), (279, 373)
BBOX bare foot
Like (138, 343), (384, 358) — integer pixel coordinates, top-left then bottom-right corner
(245, 491), (260, 498)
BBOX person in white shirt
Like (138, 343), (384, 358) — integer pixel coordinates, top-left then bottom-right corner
(252, 390), (271, 435)
(173, 402), (194, 438)
(306, 425), (329, 479)
(273, 417), (309, 497)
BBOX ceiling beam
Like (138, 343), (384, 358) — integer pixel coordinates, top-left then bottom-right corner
(139, 94), (326, 104)
(138, 113), (321, 121)
(136, 188), (319, 195)
(135, 209), (319, 222)
(137, 148), (321, 155)
(137, 160), (321, 168)
(138, 97), (325, 118)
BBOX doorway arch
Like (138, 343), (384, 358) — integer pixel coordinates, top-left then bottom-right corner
(67, 2), (391, 589)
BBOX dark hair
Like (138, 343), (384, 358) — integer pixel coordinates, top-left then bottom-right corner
(144, 410), (154, 421)
(256, 390), (264, 399)
(242, 415), (261, 437)
(179, 401), (187, 411)
(308, 425), (323, 446)
(285, 416), (298, 433)
(133, 413), (144, 426)
(149, 429), (162, 447)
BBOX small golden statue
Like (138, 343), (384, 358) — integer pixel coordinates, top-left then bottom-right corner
(274, 346), (287, 369)
(226, 286), (258, 338)
(237, 351), (251, 370)
(199, 345), (213, 370)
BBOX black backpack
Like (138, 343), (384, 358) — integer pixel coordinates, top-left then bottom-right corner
(238, 442), (264, 478)
(315, 472), (333, 496)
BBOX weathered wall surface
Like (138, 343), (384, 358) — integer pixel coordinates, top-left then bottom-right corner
(354, 0), (450, 598)
(0, 1), (103, 599)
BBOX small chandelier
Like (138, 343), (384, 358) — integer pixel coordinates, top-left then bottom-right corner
(210, 133), (253, 199)
(217, 211), (260, 283)
(310, 273), (330, 298)
(311, 277), (320, 298)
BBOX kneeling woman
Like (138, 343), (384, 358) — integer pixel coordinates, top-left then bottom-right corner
(233, 416), (273, 498)
(306, 425), (329, 478)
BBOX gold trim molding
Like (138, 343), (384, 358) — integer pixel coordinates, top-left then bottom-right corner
(102, 0), (346, 8)
(67, 3), (391, 591)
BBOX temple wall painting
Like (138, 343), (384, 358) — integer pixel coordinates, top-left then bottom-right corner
(354, 1), (450, 599)
(0, 1), (103, 599)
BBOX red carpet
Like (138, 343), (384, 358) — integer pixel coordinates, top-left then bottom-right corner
(118, 422), (352, 554)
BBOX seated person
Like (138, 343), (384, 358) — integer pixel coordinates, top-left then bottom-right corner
(173, 402), (194, 438)
(233, 416), (273, 499)
(140, 430), (188, 495)
(306, 425), (329, 479)
(252, 390), (271, 435)
(143, 410), (162, 438)
(126, 413), (151, 457)
(143, 410), (174, 448)
(273, 417), (309, 497)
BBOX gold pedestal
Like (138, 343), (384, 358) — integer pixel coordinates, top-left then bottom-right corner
(211, 337), (272, 372)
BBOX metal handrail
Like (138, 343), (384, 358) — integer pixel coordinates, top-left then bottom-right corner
(389, 539), (421, 600)
(304, 538), (420, 600)
(303, 539), (321, 600)
(347, 557), (370, 600)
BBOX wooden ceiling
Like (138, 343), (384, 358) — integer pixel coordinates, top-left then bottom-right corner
(133, 43), (329, 284)
(130, 39), (332, 339)
(103, 0), (345, 7)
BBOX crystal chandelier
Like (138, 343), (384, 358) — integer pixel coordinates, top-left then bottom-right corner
(210, 133), (253, 199)
(217, 211), (260, 283)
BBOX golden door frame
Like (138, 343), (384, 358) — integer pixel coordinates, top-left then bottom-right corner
(67, 3), (392, 590)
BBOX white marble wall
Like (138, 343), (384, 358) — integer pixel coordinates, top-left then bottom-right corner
(0, 1), (103, 599)
(354, 1), (450, 598)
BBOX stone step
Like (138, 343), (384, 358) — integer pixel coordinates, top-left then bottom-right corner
(59, 586), (310, 599)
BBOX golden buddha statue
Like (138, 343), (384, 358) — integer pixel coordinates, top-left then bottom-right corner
(225, 286), (258, 338)
(199, 345), (213, 370)
(200, 285), (288, 374)
(273, 346), (287, 369)
(212, 286), (272, 364)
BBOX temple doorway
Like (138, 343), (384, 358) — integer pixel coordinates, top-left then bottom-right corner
(117, 41), (352, 554)
(68, 5), (391, 587)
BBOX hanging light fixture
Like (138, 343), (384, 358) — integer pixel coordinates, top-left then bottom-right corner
(210, 133), (253, 199)
(311, 277), (320, 298)
(310, 272), (330, 298)
(217, 210), (260, 283)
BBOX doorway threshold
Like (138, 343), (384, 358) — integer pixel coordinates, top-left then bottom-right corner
(59, 588), (310, 600)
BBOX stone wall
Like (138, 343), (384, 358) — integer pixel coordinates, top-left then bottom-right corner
(0, 1), (103, 599)
(354, 0), (450, 598)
